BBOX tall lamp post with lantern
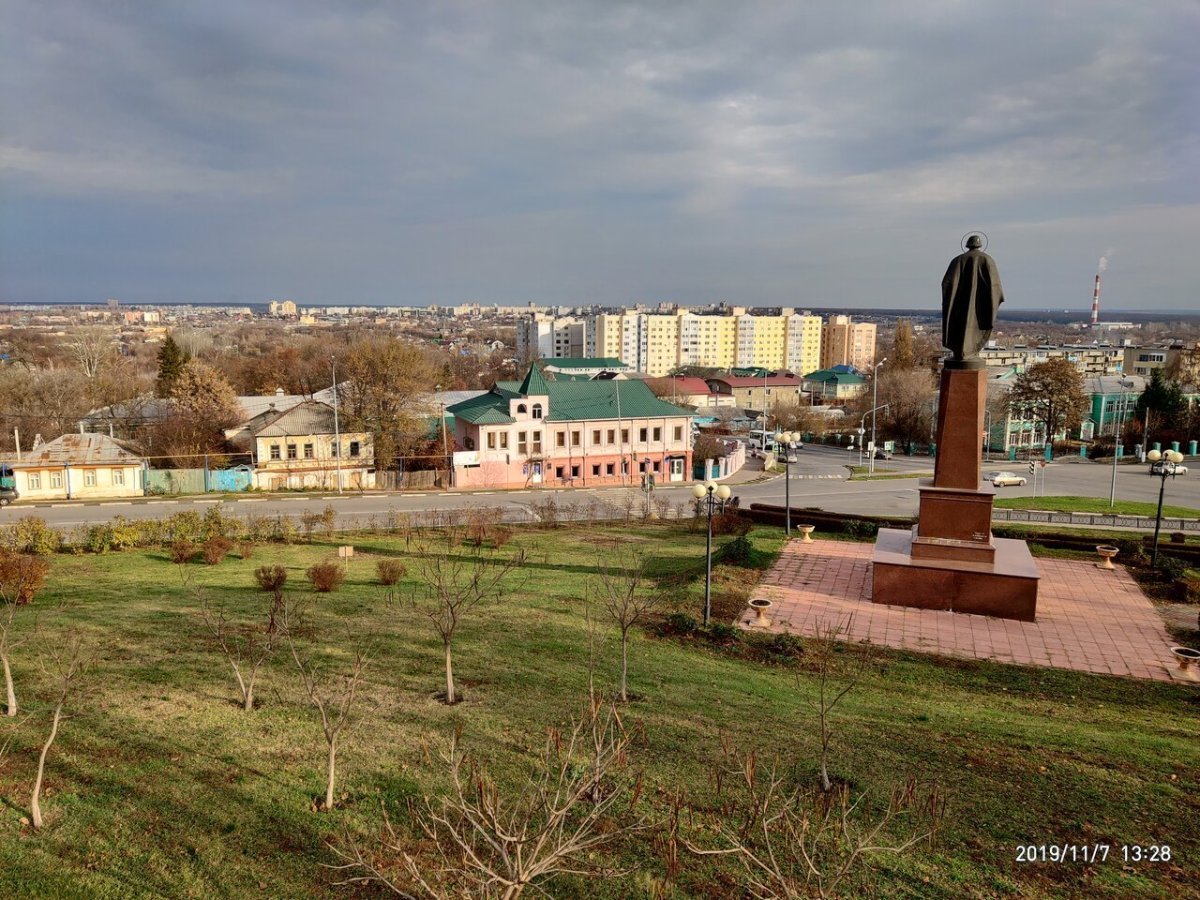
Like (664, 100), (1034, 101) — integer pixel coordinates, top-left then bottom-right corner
(1146, 448), (1185, 568)
(692, 480), (732, 625)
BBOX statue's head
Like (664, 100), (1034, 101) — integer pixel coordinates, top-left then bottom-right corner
(965, 234), (983, 250)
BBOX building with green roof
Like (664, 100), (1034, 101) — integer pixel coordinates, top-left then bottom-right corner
(800, 368), (868, 405)
(445, 363), (694, 489)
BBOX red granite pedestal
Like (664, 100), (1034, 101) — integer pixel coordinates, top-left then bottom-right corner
(871, 364), (1040, 621)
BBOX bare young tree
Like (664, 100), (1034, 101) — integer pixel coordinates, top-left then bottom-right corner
(283, 601), (370, 811)
(810, 619), (871, 793)
(31, 637), (89, 830)
(674, 740), (946, 899)
(339, 692), (646, 897)
(0, 551), (49, 717)
(199, 593), (282, 712)
(594, 553), (660, 703)
(411, 532), (526, 704)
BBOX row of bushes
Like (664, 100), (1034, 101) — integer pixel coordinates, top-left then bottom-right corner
(0, 506), (504, 556)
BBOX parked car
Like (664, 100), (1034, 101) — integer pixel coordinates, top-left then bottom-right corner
(0, 465), (17, 507)
(985, 471), (1027, 487)
(873, 448), (892, 460)
(1149, 460), (1188, 476)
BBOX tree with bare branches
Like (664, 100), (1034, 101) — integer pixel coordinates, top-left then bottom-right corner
(31, 637), (90, 830)
(283, 601), (370, 811)
(68, 326), (117, 379)
(411, 533), (526, 704)
(809, 619), (872, 793)
(674, 740), (945, 899)
(198, 589), (282, 712)
(594, 553), (660, 703)
(0, 551), (49, 717)
(339, 692), (646, 897)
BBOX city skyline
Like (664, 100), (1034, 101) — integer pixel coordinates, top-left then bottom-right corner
(2, 2), (1197, 309)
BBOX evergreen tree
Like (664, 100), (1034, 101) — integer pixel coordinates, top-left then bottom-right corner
(155, 334), (190, 398)
(1136, 369), (1186, 431)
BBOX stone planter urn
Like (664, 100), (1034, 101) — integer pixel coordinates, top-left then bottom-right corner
(797, 524), (815, 544)
(1095, 545), (1119, 570)
(747, 598), (773, 628)
(1171, 647), (1200, 671)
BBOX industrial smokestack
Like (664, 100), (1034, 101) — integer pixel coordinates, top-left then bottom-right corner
(1090, 273), (1101, 326)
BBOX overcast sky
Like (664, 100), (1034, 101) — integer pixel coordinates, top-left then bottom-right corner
(2, 1), (1197, 311)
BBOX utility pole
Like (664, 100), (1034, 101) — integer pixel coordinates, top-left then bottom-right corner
(441, 401), (451, 489)
(330, 356), (342, 494)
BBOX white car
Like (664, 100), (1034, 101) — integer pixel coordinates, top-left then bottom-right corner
(986, 471), (1027, 487)
(1149, 460), (1188, 476)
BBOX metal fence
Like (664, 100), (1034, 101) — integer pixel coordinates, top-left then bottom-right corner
(991, 508), (1200, 532)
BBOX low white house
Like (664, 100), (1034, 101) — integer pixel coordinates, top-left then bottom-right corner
(227, 400), (375, 490)
(11, 433), (145, 500)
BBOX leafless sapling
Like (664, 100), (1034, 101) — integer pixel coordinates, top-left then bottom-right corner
(411, 532), (525, 704)
(30, 636), (89, 830)
(337, 692), (647, 897)
(674, 739), (945, 899)
(809, 618), (870, 793)
(0, 550), (49, 717)
(594, 552), (659, 703)
(283, 600), (370, 811)
(198, 586), (283, 712)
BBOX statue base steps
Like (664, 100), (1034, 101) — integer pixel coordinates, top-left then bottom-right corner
(871, 527), (1040, 622)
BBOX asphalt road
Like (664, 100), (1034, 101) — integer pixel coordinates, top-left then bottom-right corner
(3, 444), (1196, 529)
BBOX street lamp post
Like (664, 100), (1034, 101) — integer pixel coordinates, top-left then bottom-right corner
(692, 480), (732, 625)
(1110, 379), (1134, 508)
(778, 431), (800, 535)
(1146, 449), (1185, 568)
(869, 358), (887, 476)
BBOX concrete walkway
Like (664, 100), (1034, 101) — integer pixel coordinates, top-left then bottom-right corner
(745, 539), (1196, 684)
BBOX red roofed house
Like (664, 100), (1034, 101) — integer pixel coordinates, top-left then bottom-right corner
(704, 372), (806, 412)
(643, 376), (734, 408)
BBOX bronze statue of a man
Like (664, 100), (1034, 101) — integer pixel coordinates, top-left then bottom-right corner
(941, 234), (1004, 366)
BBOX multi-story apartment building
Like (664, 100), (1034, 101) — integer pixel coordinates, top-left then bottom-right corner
(446, 364), (693, 489)
(981, 343), (1125, 376)
(820, 315), (877, 371)
(584, 308), (826, 376)
(516, 314), (587, 361)
(1122, 344), (1186, 377)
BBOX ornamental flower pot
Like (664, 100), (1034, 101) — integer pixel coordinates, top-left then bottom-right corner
(747, 597), (773, 628)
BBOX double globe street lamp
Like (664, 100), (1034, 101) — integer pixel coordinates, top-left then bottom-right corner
(1147, 448), (1186, 568)
(776, 431), (802, 536)
(693, 480), (733, 625)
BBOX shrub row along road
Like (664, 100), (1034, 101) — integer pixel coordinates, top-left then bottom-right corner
(4, 445), (1198, 529)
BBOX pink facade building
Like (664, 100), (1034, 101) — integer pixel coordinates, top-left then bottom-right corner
(447, 366), (694, 490)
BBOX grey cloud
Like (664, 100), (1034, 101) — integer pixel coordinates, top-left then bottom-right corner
(0, 0), (1196, 307)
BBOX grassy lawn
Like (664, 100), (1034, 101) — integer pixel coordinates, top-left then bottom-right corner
(847, 466), (933, 480)
(994, 496), (1200, 519)
(1, 523), (1197, 898)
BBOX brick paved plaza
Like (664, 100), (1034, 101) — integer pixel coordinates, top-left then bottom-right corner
(745, 538), (1197, 684)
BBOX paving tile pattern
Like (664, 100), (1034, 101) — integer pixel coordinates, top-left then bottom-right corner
(746, 539), (1196, 684)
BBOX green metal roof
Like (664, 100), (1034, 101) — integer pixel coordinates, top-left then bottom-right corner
(447, 367), (692, 425)
(802, 369), (865, 384)
(518, 362), (552, 396)
(544, 357), (628, 369)
(446, 392), (516, 425)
